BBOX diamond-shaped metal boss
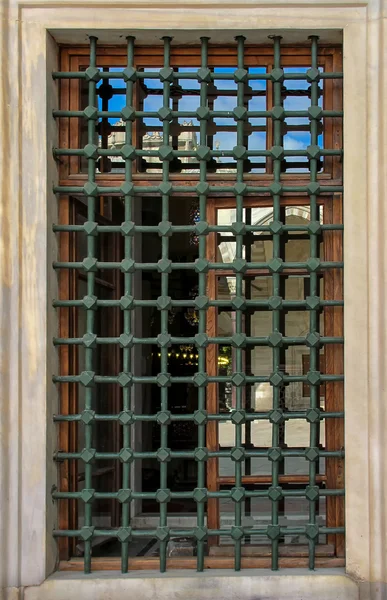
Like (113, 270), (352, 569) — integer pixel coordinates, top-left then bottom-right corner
(194, 447), (208, 462)
(85, 66), (101, 82)
(308, 106), (323, 120)
(196, 182), (210, 196)
(307, 182), (321, 196)
(270, 68), (284, 83)
(194, 527), (207, 541)
(231, 409), (246, 424)
(193, 409), (208, 425)
(120, 182), (135, 196)
(117, 372), (133, 388)
(121, 106), (136, 121)
(195, 258), (209, 273)
(193, 487), (207, 502)
(158, 107), (173, 122)
(231, 333), (247, 348)
(269, 371), (284, 387)
(156, 373), (171, 387)
(197, 67), (212, 83)
(157, 333), (172, 348)
(268, 447), (282, 462)
(231, 447), (245, 462)
(233, 106), (248, 121)
(306, 67), (320, 83)
(193, 372), (208, 387)
(158, 258), (172, 273)
(82, 295), (98, 310)
(194, 333), (209, 348)
(232, 296), (246, 310)
(306, 295), (321, 311)
(307, 370), (321, 385)
(120, 294), (134, 310)
(156, 527), (170, 542)
(231, 487), (245, 502)
(158, 145), (174, 162)
(80, 488), (95, 504)
(117, 527), (132, 543)
(117, 489), (132, 504)
(271, 106), (285, 121)
(82, 257), (98, 272)
(269, 409), (284, 424)
(80, 526), (95, 542)
(269, 182), (283, 196)
(194, 295), (209, 310)
(305, 524), (319, 540)
(308, 221), (322, 235)
(80, 409), (95, 425)
(156, 488), (171, 503)
(196, 106), (211, 121)
(123, 66), (137, 82)
(306, 332), (321, 348)
(83, 143), (99, 160)
(196, 145), (212, 161)
(268, 296), (283, 310)
(234, 68), (248, 83)
(158, 221), (172, 237)
(307, 144), (321, 159)
(234, 182), (247, 196)
(156, 295), (172, 310)
(268, 332), (283, 348)
(268, 486), (283, 502)
(271, 145), (285, 160)
(83, 105), (98, 120)
(305, 485), (320, 502)
(159, 182), (173, 196)
(79, 370), (95, 387)
(268, 257), (283, 273)
(82, 333), (97, 348)
(306, 408), (321, 423)
(119, 448), (134, 463)
(269, 220), (283, 235)
(305, 447), (319, 462)
(231, 526), (244, 541)
(121, 258), (136, 273)
(233, 145), (247, 160)
(120, 144), (137, 160)
(118, 410), (134, 425)
(267, 525), (281, 540)
(80, 448), (96, 464)
(230, 222), (246, 235)
(159, 66), (174, 82)
(231, 373), (246, 388)
(195, 221), (209, 235)
(232, 258), (247, 273)
(156, 448), (171, 462)
(119, 333), (134, 348)
(156, 411), (171, 426)
(120, 221), (135, 236)
(82, 221), (98, 237)
(83, 181), (99, 197)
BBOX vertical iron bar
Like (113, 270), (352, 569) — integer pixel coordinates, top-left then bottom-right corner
(196, 36), (210, 572)
(159, 36), (172, 573)
(234, 35), (246, 571)
(120, 35), (135, 574)
(84, 35), (98, 574)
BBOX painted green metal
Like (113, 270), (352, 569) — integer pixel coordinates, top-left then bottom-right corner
(52, 34), (344, 573)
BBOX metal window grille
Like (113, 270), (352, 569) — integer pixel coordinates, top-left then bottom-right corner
(52, 34), (344, 574)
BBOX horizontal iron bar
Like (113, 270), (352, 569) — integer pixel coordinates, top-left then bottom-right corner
(53, 299), (344, 309)
(53, 410), (344, 422)
(53, 184), (343, 195)
(53, 109), (343, 119)
(55, 449), (345, 460)
(53, 223), (344, 234)
(54, 148), (343, 159)
(52, 260), (343, 270)
(53, 335), (344, 346)
(52, 70), (343, 81)
(53, 374), (344, 384)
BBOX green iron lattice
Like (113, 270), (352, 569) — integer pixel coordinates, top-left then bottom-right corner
(52, 34), (344, 574)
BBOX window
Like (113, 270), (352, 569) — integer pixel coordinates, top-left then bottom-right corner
(53, 34), (344, 573)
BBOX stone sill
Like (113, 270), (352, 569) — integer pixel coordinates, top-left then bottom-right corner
(19, 569), (359, 600)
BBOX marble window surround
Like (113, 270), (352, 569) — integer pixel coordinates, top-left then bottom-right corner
(0, 1), (386, 598)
